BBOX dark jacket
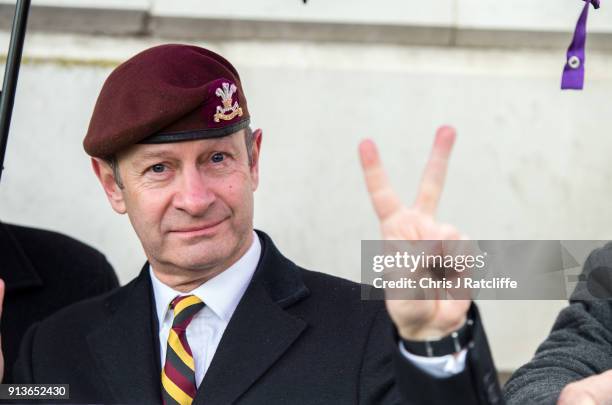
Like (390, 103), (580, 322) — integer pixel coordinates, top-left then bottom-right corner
(1, 222), (119, 382)
(505, 242), (612, 404)
(14, 230), (500, 404)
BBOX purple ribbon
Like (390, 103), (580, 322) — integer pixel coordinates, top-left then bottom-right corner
(561, 0), (600, 90)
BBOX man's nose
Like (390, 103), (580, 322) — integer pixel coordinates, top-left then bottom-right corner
(173, 166), (215, 215)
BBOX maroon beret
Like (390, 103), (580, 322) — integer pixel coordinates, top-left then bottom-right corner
(83, 44), (250, 158)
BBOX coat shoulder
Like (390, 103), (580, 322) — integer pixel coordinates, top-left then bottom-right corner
(5, 222), (117, 281)
(31, 277), (134, 339)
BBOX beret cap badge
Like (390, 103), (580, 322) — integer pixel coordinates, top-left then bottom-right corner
(213, 82), (243, 123)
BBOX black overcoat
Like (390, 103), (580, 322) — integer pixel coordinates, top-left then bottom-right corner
(13, 231), (500, 404)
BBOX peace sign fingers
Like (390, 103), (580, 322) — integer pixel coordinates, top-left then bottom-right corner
(413, 126), (456, 217)
(359, 139), (403, 222)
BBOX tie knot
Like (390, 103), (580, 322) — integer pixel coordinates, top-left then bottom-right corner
(169, 295), (205, 330)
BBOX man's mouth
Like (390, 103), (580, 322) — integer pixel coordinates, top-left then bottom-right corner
(169, 218), (227, 237)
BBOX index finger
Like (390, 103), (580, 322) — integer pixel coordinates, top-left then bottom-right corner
(413, 126), (456, 216)
(359, 139), (402, 221)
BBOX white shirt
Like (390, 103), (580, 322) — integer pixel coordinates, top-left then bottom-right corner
(400, 344), (467, 378)
(150, 231), (261, 387)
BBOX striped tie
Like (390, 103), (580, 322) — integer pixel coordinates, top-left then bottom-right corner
(161, 295), (205, 405)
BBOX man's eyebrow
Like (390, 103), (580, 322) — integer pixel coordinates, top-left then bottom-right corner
(134, 150), (177, 162)
(132, 139), (237, 163)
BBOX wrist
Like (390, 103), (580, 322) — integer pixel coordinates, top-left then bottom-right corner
(400, 316), (473, 357)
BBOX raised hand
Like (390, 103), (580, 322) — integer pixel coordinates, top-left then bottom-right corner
(359, 126), (471, 341)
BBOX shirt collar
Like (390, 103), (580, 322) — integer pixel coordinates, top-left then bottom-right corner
(150, 231), (261, 324)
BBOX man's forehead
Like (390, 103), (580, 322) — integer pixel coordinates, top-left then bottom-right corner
(121, 131), (244, 162)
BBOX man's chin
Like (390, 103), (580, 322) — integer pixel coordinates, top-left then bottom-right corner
(161, 256), (223, 273)
(163, 242), (233, 270)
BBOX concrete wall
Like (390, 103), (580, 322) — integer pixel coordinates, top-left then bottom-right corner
(1, 1), (612, 373)
(2, 0), (612, 46)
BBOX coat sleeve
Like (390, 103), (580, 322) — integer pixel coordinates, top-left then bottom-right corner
(359, 304), (502, 405)
(504, 244), (612, 405)
(393, 304), (502, 405)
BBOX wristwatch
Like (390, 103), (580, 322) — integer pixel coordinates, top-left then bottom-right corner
(401, 318), (474, 357)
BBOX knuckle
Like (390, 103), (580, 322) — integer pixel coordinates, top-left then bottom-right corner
(558, 381), (593, 405)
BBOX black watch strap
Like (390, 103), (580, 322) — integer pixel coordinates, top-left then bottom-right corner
(401, 318), (474, 357)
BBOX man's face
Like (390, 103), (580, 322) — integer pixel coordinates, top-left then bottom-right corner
(94, 129), (261, 275)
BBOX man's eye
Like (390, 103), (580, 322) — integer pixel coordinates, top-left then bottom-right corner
(211, 153), (225, 163)
(150, 164), (166, 173)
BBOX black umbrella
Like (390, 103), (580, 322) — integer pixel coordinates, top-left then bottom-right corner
(0, 0), (31, 183)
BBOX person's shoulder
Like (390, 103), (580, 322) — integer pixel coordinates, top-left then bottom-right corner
(299, 267), (361, 292)
(584, 241), (612, 268)
(291, 267), (393, 345)
(4, 222), (117, 279)
(6, 223), (105, 261)
(257, 231), (385, 315)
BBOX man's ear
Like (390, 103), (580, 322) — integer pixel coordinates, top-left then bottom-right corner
(91, 158), (127, 214)
(250, 128), (263, 191)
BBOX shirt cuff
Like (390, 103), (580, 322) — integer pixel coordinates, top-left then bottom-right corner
(398, 342), (467, 378)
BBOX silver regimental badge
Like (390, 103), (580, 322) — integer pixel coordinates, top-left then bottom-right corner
(213, 82), (243, 122)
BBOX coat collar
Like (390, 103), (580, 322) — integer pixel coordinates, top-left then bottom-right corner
(249, 229), (310, 308)
(87, 230), (310, 404)
(0, 222), (43, 293)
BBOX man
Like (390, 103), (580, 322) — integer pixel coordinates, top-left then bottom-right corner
(11, 44), (500, 404)
(0, 222), (119, 382)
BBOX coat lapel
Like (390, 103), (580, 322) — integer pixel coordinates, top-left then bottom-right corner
(86, 265), (162, 404)
(0, 222), (43, 293)
(194, 231), (310, 405)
